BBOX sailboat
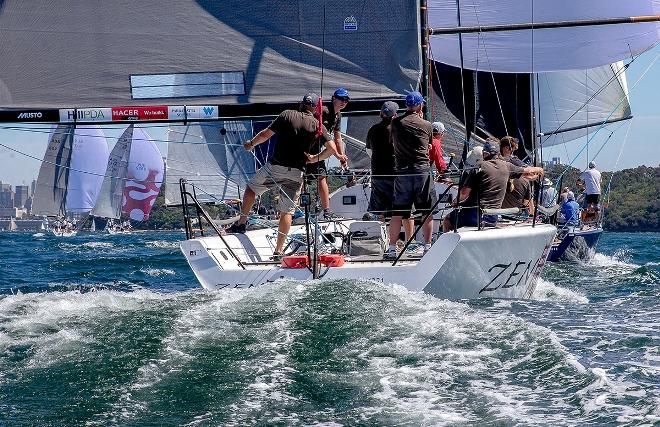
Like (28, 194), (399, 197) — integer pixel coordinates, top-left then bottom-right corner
(91, 125), (164, 234)
(0, 0), (658, 298)
(31, 125), (109, 237)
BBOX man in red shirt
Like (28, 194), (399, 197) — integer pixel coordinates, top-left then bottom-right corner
(430, 122), (447, 174)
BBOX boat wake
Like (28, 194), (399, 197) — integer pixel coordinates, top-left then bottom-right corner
(531, 278), (589, 304)
(2, 281), (649, 425)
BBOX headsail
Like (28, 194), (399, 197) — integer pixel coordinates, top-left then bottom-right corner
(66, 126), (109, 213)
(164, 121), (256, 205)
(122, 127), (164, 221)
(428, 0), (660, 73)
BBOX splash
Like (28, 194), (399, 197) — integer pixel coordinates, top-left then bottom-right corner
(532, 278), (589, 304)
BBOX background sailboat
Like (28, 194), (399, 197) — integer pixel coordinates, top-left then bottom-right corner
(91, 125), (164, 233)
(32, 125), (109, 236)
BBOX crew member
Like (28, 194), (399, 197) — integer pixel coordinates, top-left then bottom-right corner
(305, 87), (350, 219)
(366, 101), (402, 223)
(384, 91), (436, 259)
(443, 139), (544, 231)
(228, 93), (336, 259)
(430, 122), (447, 174)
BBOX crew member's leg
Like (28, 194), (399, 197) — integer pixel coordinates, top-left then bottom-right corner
(318, 175), (330, 210)
(275, 213), (293, 253)
(275, 166), (304, 255)
(237, 187), (256, 225)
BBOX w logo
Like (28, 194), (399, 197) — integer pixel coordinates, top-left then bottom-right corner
(202, 106), (215, 116)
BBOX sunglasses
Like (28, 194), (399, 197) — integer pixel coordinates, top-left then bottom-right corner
(335, 96), (350, 102)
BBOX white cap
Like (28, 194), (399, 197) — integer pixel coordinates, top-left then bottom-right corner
(432, 122), (445, 134)
(588, 161), (596, 169)
(465, 146), (483, 167)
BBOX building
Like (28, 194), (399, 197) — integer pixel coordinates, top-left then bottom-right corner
(0, 188), (14, 208)
(14, 185), (29, 209)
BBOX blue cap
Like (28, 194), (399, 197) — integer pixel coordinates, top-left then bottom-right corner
(333, 87), (350, 99)
(302, 92), (320, 106)
(482, 139), (500, 155)
(405, 91), (424, 107)
(380, 101), (399, 118)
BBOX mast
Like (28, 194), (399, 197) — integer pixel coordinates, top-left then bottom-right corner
(420, 0), (430, 120)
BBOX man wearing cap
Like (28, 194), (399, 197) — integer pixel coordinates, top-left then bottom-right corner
(560, 191), (580, 225)
(366, 101), (409, 228)
(384, 91), (436, 259)
(305, 87), (350, 219)
(228, 93), (335, 259)
(580, 161), (601, 206)
(430, 122), (447, 174)
(443, 139), (544, 231)
(541, 178), (557, 208)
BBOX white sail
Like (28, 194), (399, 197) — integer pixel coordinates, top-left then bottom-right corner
(429, 0), (660, 72)
(91, 126), (134, 219)
(65, 125), (109, 213)
(538, 62), (632, 147)
(32, 125), (74, 217)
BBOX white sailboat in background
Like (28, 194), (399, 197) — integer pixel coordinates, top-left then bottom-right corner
(91, 124), (164, 234)
(32, 125), (109, 237)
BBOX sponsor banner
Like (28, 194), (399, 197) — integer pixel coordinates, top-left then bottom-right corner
(0, 110), (60, 122)
(167, 105), (218, 120)
(59, 108), (112, 122)
(112, 106), (168, 121)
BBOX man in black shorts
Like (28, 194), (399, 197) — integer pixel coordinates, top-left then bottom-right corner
(366, 101), (398, 219)
(305, 87), (349, 219)
(228, 93), (335, 258)
(384, 91), (436, 259)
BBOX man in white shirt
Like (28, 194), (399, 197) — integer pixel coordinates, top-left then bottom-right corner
(580, 161), (602, 206)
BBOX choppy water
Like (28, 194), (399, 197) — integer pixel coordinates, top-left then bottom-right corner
(0, 231), (658, 426)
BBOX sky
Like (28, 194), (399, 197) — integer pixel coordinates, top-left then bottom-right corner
(1, 46), (660, 188)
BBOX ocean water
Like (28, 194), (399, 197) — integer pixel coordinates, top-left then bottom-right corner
(0, 231), (658, 426)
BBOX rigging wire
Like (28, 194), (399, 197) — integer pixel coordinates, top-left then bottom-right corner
(552, 51), (660, 185)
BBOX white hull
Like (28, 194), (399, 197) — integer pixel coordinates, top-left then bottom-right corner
(180, 222), (556, 300)
(50, 229), (77, 237)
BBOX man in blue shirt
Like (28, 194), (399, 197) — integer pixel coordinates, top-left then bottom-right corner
(560, 192), (580, 225)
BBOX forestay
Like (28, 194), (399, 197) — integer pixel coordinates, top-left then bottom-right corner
(0, 0), (421, 109)
(428, 0), (660, 73)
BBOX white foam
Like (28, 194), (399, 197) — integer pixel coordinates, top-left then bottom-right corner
(82, 241), (114, 249)
(590, 252), (636, 269)
(145, 240), (179, 249)
(141, 268), (176, 277)
(531, 278), (589, 304)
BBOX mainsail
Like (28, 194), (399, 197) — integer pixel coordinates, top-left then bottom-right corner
(0, 0), (421, 110)
(428, 0), (660, 73)
(91, 126), (134, 219)
(32, 125), (73, 217)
